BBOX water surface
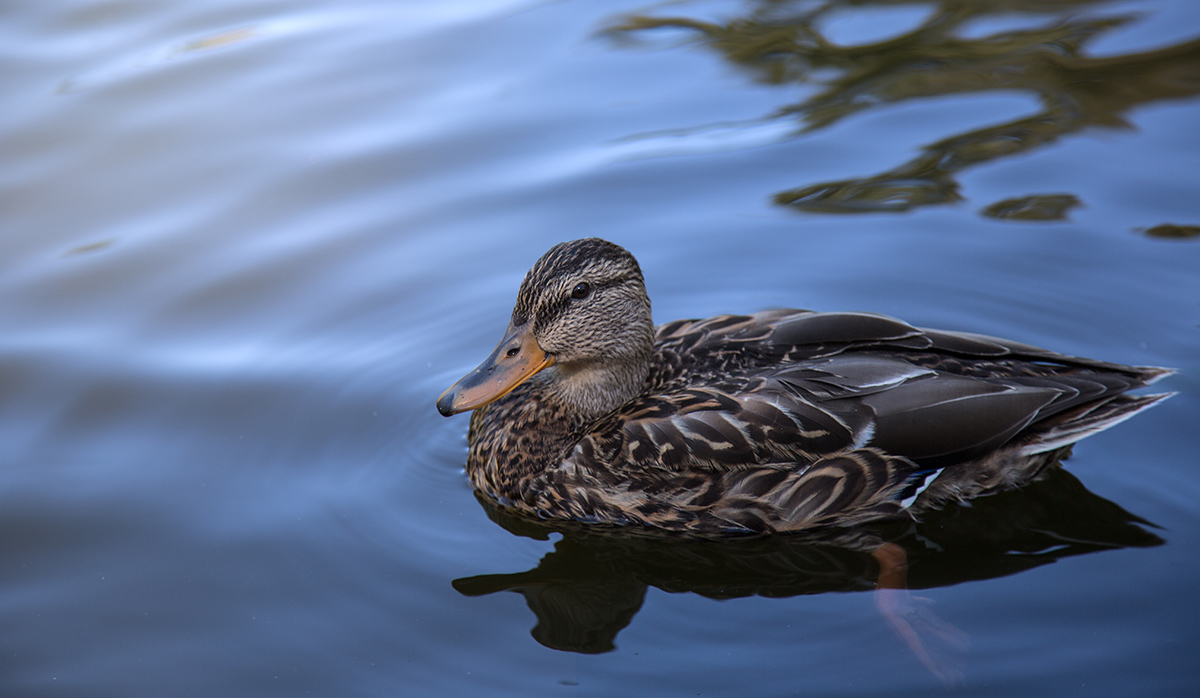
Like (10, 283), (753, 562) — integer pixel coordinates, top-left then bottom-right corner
(3, 0), (1199, 695)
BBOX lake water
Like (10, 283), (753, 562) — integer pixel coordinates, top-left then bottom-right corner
(3, 0), (1199, 695)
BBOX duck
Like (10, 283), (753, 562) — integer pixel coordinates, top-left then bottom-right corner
(437, 238), (1173, 537)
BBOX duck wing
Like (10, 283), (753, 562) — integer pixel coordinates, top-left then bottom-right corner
(583, 310), (1170, 473)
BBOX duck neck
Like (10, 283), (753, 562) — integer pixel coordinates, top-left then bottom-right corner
(537, 354), (651, 419)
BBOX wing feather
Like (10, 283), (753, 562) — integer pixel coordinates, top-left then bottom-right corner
(624, 310), (1169, 474)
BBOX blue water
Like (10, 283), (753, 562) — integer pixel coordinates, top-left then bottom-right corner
(3, 0), (1199, 695)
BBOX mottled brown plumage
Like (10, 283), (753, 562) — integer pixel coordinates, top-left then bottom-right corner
(438, 238), (1172, 536)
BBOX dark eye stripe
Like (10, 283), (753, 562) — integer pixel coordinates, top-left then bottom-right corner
(533, 276), (630, 334)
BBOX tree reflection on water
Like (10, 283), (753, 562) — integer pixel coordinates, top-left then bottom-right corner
(608, 0), (1200, 215)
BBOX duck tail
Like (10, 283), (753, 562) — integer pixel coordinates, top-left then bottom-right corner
(1019, 391), (1175, 456)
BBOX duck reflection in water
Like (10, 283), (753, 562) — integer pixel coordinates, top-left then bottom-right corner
(437, 238), (1172, 682)
(455, 467), (1162, 683)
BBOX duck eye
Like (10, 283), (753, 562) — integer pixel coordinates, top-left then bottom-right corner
(571, 282), (591, 300)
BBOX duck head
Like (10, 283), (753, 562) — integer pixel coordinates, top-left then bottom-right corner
(437, 238), (654, 418)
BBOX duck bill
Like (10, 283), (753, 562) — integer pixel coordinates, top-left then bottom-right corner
(437, 321), (554, 416)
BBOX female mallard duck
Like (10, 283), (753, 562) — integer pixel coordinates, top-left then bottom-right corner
(437, 238), (1172, 536)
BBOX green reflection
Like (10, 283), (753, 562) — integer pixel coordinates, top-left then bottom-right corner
(610, 0), (1200, 214)
(981, 193), (1080, 221)
(61, 238), (117, 257)
(1139, 223), (1200, 239)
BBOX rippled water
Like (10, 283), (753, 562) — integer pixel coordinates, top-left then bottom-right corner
(3, 0), (1199, 695)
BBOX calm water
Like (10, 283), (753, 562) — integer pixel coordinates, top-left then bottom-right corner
(3, 0), (1199, 695)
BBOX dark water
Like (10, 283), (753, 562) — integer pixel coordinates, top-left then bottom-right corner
(3, 0), (1199, 695)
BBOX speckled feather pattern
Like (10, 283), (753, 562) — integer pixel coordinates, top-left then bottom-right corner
(457, 240), (1172, 536)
